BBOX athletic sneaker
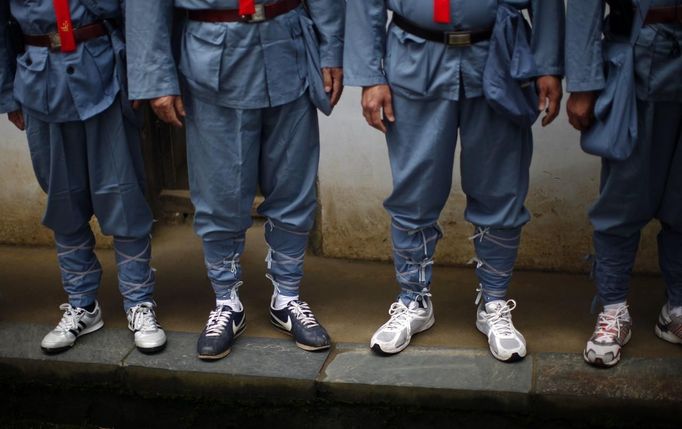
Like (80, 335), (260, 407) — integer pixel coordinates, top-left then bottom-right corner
(584, 304), (632, 368)
(41, 302), (104, 354)
(270, 298), (330, 351)
(655, 303), (682, 345)
(476, 299), (527, 362)
(370, 298), (435, 355)
(197, 305), (246, 360)
(127, 302), (167, 354)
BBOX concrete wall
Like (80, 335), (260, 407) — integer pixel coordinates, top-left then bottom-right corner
(0, 88), (660, 272)
(317, 87), (660, 273)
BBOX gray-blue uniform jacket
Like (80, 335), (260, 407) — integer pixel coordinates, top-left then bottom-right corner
(0, 0), (123, 122)
(344, 0), (564, 99)
(125, 0), (344, 109)
(566, 0), (682, 101)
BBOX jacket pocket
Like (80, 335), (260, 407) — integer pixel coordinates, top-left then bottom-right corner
(384, 24), (429, 96)
(83, 36), (117, 97)
(179, 22), (226, 93)
(14, 48), (48, 114)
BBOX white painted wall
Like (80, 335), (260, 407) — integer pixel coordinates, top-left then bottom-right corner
(0, 88), (660, 272)
(317, 87), (660, 273)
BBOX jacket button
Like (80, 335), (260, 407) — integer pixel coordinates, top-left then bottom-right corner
(66, 66), (75, 74)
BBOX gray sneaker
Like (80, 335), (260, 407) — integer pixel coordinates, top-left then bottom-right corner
(370, 298), (435, 355)
(584, 304), (632, 368)
(476, 299), (527, 362)
(41, 302), (104, 354)
(655, 303), (682, 345)
(127, 302), (167, 354)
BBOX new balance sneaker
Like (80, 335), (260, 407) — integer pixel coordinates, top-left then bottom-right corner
(370, 298), (435, 355)
(270, 298), (330, 351)
(197, 305), (246, 360)
(127, 302), (167, 354)
(41, 302), (104, 354)
(584, 304), (632, 368)
(655, 303), (682, 345)
(476, 300), (527, 362)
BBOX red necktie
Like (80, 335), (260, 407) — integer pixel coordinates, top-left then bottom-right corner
(52, 0), (77, 52)
(239, 0), (256, 16)
(434, 0), (451, 24)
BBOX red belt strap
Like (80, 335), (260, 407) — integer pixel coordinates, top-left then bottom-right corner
(434, 0), (451, 24)
(52, 0), (76, 52)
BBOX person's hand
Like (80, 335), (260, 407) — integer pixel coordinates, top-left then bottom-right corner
(361, 84), (395, 133)
(566, 91), (598, 132)
(132, 100), (144, 110)
(322, 67), (344, 107)
(536, 75), (563, 127)
(7, 110), (25, 131)
(150, 95), (185, 128)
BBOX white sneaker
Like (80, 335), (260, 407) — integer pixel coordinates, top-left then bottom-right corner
(41, 302), (104, 354)
(584, 304), (632, 368)
(655, 303), (682, 345)
(127, 302), (167, 354)
(370, 298), (435, 355)
(476, 300), (527, 362)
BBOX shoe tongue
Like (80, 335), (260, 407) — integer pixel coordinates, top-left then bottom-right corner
(669, 305), (682, 318)
(485, 300), (505, 313)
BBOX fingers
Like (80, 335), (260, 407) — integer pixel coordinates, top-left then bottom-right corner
(174, 96), (187, 118)
(383, 92), (395, 124)
(151, 96), (183, 128)
(330, 69), (344, 107)
(537, 85), (548, 113)
(542, 88), (562, 127)
(322, 68), (333, 94)
(8, 111), (25, 131)
(132, 100), (142, 110)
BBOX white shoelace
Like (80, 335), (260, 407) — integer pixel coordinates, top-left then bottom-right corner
(594, 305), (630, 342)
(384, 302), (412, 332)
(205, 306), (233, 337)
(484, 300), (517, 337)
(128, 303), (159, 333)
(56, 303), (85, 334)
(288, 301), (319, 328)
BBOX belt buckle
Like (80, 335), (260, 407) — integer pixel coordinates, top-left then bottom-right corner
(48, 31), (62, 51)
(445, 31), (471, 47)
(242, 4), (266, 23)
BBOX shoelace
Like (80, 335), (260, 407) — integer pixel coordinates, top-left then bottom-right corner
(484, 300), (517, 337)
(56, 303), (85, 333)
(128, 303), (159, 333)
(594, 305), (630, 341)
(205, 306), (232, 337)
(288, 301), (319, 328)
(384, 302), (412, 331)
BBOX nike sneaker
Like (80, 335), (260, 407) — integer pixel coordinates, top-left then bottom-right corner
(197, 304), (246, 360)
(270, 298), (330, 351)
(655, 303), (682, 345)
(476, 299), (527, 362)
(584, 303), (632, 368)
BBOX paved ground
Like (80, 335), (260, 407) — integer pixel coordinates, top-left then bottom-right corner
(0, 220), (679, 359)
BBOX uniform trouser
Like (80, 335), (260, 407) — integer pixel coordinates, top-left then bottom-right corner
(25, 99), (155, 311)
(590, 99), (682, 307)
(385, 92), (532, 304)
(184, 91), (319, 299)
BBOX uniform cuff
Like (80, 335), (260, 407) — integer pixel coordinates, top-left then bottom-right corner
(320, 40), (344, 69)
(566, 80), (605, 93)
(0, 98), (19, 114)
(344, 73), (387, 88)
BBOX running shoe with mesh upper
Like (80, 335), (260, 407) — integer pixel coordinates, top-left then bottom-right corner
(584, 304), (632, 368)
(127, 302), (167, 354)
(270, 298), (331, 351)
(655, 303), (682, 345)
(41, 302), (104, 354)
(476, 299), (527, 362)
(370, 297), (435, 355)
(197, 305), (246, 360)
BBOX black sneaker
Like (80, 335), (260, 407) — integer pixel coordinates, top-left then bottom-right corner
(270, 298), (331, 351)
(197, 305), (246, 361)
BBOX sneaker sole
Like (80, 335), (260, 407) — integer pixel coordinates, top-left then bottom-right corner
(475, 319), (526, 363)
(370, 314), (436, 356)
(655, 323), (682, 345)
(269, 319), (331, 352)
(583, 330), (632, 368)
(41, 320), (105, 355)
(137, 342), (167, 355)
(197, 323), (247, 361)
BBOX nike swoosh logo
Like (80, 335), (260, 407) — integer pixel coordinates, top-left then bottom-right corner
(232, 318), (244, 333)
(273, 314), (292, 331)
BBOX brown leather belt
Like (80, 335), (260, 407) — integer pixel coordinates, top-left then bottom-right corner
(393, 14), (493, 47)
(645, 6), (682, 25)
(184, 0), (300, 23)
(24, 21), (111, 51)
